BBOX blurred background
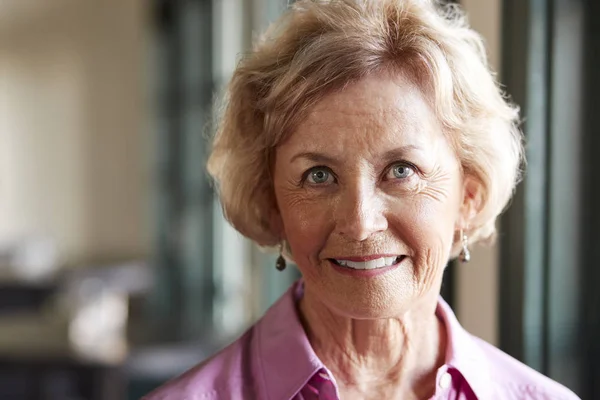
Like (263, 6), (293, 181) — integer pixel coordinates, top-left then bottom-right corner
(0, 0), (598, 398)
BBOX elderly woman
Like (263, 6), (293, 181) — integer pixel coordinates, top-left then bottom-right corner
(146, 0), (580, 399)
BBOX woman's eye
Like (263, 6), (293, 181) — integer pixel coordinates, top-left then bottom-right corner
(387, 163), (415, 180)
(306, 168), (333, 185)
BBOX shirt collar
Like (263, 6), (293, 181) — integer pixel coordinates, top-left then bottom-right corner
(255, 280), (493, 400)
(436, 297), (493, 399)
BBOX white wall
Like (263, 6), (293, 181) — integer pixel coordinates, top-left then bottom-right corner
(0, 1), (150, 267)
(456, 0), (502, 346)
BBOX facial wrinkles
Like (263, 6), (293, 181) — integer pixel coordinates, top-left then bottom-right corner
(415, 239), (446, 291)
(405, 167), (456, 229)
(275, 71), (463, 315)
(273, 177), (330, 274)
(417, 130), (458, 195)
(397, 177), (456, 287)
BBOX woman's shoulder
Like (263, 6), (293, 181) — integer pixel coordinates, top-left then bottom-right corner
(141, 329), (260, 400)
(470, 335), (580, 399)
(438, 298), (579, 399)
(141, 282), (307, 400)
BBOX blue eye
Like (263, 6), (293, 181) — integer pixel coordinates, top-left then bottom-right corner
(306, 168), (333, 185)
(388, 163), (414, 179)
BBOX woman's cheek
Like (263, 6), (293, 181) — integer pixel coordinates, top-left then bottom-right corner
(280, 193), (332, 261)
(387, 191), (455, 253)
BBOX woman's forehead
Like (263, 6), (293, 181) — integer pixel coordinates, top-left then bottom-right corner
(314, 73), (424, 109)
(286, 73), (444, 151)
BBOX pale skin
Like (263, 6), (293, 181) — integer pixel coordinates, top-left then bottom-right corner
(272, 70), (480, 399)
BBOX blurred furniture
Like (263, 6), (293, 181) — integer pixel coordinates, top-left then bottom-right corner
(0, 282), (56, 316)
(0, 356), (122, 400)
(0, 262), (151, 400)
(0, 281), (122, 400)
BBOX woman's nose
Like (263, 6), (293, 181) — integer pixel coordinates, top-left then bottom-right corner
(334, 185), (388, 241)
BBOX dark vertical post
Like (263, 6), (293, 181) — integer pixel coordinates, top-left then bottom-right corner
(581, 0), (600, 397)
(150, 0), (186, 341)
(546, 0), (584, 391)
(500, 0), (588, 395)
(500, 0), (551, 372)
(178, 0), (215, 339)
(149, 0), (215, 341)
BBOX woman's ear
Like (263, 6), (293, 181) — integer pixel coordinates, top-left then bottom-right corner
(457, 175), (484, 230)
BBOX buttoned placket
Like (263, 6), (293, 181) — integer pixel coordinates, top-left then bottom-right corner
(432, 366), (454, 399)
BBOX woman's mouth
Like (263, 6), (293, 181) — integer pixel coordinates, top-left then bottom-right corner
(329, 255), (406, 270)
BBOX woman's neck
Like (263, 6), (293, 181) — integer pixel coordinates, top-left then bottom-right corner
(298, 289), (447, 400)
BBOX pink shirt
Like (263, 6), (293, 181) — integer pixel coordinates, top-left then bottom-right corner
(144, 281), (579, 400)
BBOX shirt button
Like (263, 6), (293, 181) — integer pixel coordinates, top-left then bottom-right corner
(439, 372), (452, 390)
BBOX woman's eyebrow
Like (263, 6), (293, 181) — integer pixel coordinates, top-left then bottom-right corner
(380, 145), (424, 162)
(290, 145), (424, 165)
(290, 152), (339, 165)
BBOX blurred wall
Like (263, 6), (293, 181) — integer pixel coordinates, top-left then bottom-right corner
(0, 0), (504, 344)
(0, 1), (150, 267)
(456, 0), (502, 346)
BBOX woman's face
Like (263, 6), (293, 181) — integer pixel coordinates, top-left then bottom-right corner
(273, 71), (467, 318)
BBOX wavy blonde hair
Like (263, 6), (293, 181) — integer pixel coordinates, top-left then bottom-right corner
(207, 0), (523, 255)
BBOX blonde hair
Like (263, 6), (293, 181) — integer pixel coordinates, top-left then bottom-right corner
(207, 0), (524, 253)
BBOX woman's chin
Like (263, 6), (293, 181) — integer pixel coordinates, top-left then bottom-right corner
(317, 280), (416, 320)
(300, 257), (422, 319)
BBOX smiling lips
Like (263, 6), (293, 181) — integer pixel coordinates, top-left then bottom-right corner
(330, 255), (405, 270)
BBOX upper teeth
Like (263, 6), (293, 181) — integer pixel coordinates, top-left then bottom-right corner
(335, 257), (398, 270)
